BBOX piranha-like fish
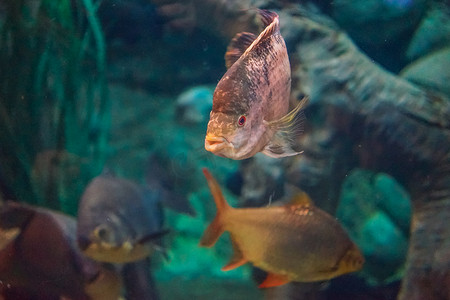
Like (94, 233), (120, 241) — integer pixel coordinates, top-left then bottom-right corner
(204, 10), (308, 160)
(77, 174), (168, 264)
(0, 201), (122, 299)
(199, 168), (364, 288)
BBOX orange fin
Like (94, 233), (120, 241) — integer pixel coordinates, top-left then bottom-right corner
(289, 191), (313, 207)
(200, 168), (232, 248)
(259, 272), (290, 288)
(199, 217), (223, 248)
(225, 32), (256, 69)
(222, 238), (247, 271)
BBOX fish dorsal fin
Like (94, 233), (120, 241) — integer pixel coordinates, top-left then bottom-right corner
(250, 10), (279, 47)
(225, 32), (257, 69)
(288, 190), (313, 207)
(227, 10), (279, 69)
(222, 238), (248, 271)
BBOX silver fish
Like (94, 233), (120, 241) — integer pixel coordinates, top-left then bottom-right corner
(205, 10), (307, 160)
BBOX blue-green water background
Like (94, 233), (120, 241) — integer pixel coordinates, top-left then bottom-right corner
(1, 0), (449, 299)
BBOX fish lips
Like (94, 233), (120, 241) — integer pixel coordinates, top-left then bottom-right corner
(204, 135), (233, 155)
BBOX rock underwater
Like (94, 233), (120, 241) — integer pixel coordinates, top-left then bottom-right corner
(150, 1), (450, 299)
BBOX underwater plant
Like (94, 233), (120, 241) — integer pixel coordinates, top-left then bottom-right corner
(0, 0), (108, 214)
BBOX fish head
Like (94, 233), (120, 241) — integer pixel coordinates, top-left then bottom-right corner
(78, 213), (128, 250)
(205, 83), (269, 160)
(205, 107), (268, 160)
(78, 219), (152, 263)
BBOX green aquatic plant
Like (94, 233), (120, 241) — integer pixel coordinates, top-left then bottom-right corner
(0, 0), (109, 214)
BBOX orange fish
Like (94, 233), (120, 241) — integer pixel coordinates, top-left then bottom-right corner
(200, 168), (364, 288)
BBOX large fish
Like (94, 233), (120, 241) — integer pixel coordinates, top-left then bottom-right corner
(0, 201), (122, 299)
(204, 10), (307, 160)
(200, 168), (364, 288)
(77, 173), (167, 264)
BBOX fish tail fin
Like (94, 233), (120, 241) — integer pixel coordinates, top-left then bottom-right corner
(336, 243), (365, 275)
(200, 168), (232, 247)
(199, 217), (224, 247)
(225, 32), (257, 69)
(263, 97), (309, 158)
(202, 168), (231, 213)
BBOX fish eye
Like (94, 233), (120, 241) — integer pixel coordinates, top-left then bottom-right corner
(238, 115), (246, 126)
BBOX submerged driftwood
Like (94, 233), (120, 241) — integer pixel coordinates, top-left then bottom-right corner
(152, 1), (450, 299)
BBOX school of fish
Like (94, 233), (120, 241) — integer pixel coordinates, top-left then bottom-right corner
(0, 8), (364, 298)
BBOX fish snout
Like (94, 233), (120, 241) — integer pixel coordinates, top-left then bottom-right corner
(205, 135), (228, 153)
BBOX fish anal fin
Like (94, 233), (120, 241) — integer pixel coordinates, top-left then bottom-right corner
(222, 256), (247, 271)
(222, 238), (247, 271)
(259, 272), (290, 288)
(287, 188), (313, 207)
(225, 32), (257, 69)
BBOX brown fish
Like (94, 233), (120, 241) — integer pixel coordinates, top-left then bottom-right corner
(0, 201), (122, 299)
(205, 10), (307, 160)
(199, 168), (364, 288)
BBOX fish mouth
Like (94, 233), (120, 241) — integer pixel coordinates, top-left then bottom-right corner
(205, 135), (231, 153)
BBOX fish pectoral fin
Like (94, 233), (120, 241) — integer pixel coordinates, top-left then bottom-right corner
(138, 229), (170, 245)
(222, 238), (247, 271)
(263, 97), (309, 158)
(225, 32), (257, 69)
(262, 137), (303, 158)
(259, 272), (290, 288)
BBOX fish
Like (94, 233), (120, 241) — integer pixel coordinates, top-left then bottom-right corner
(0, 201), (122, 299)
(199, 168), (365, 288)
(77, 173), (168, 264)
(204, 9), (307, 160)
